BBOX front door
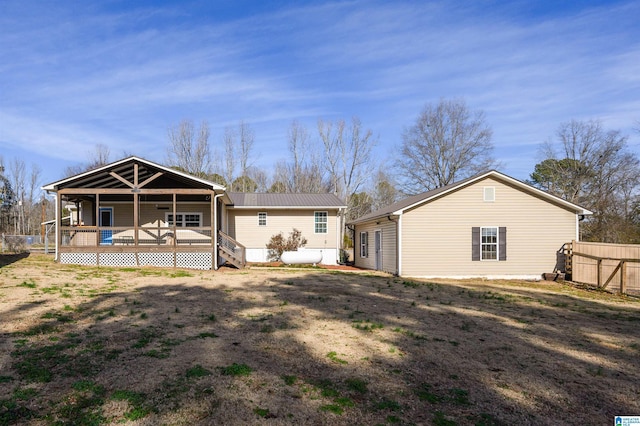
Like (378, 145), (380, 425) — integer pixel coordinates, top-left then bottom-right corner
(375, 230), (382, 271)
(99, 207), (113, 244)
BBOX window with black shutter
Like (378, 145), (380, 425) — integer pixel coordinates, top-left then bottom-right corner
(472, 226), (507, 261)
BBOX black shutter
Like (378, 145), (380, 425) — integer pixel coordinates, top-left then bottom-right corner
(499, 227), (507, 261)
(363, 232), (368, 258)
(472, 227), (480, 261)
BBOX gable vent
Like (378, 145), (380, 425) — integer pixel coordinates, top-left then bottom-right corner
(484, 187), (495, 202)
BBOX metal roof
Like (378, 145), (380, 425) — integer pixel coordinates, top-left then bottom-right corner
(349, 170), (592, 224)
(228, 192), (346, 209)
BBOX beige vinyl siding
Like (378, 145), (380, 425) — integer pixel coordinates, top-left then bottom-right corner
(353, 220), (397, 274)
(227, 208), (339, 250)
(139, 203), (212, 226)
(80, 202), (93, 225)
(81, 202), (212, 227)
(113, 205), (133, 226)
(401, 177), (577, 277)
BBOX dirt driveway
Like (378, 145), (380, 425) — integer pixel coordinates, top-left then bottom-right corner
(1, 254), (639, 425)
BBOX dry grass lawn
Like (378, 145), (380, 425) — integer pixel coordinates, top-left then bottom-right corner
(1, 253), (639, 425)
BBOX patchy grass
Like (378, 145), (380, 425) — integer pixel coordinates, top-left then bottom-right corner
(0, 254), (639, 424)
(326, 351), (348, 365)
(218, 363), (253, 377)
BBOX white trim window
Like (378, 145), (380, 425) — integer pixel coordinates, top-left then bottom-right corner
(258, 212), (267, 226)
(360, 231), (368, 258)
(166, 212), (202, 227)
(472, 226), (506, 261)
(481, 227), (498, 260)
(314, 211), (328, 234)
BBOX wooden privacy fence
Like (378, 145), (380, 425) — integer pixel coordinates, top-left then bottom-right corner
(569, 240), (640, 295)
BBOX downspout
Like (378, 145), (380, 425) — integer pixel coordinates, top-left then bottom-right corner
(387, 215), (400, 276)
(577, 214), (585, 241)
(397, 213), (402, 276)
(213, 193), (224, 270)
(337, 207), (344, 264)
(54, 193), (59, 261)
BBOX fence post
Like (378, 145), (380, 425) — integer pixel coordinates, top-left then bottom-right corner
(597, 259), (602, 288)
(620, 260), (627, 295)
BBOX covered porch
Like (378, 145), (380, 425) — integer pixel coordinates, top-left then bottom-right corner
(45, 157), (245, 270)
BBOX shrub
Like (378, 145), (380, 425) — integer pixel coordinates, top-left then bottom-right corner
(3, 236), (26, 253)
(266, 228), (308, 261)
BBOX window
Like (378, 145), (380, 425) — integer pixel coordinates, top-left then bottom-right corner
(481, 227), (498, 260)
(484, 187), (495, 202)
(360, 231), (368, 258)
(166, 212), (202, 227)
(258, 212), (267, 226)
(314, 211), (328, 234)
(472, 227), (506, 261)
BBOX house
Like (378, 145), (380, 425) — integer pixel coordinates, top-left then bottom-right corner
(226, 192), (345, 264)
(42, 156), (345, 270)
(349, 170), (592, 279)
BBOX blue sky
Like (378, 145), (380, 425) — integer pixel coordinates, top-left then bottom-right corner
(1, 0), (639, 187)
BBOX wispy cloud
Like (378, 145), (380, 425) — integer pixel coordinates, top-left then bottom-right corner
(1, 0), (639, 183)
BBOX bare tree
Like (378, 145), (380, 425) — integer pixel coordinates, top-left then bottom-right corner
(270, 121), (329, 193)
(8, 159), (26, 234)
(532, 119), (640, 242)
(91, 144), (111, 168)
(166, 120), (211, 176)
(318, 117), (375, 200)
(318, 117), (376, 247)
(397, 98), (496, 194)
(4, 159), (42, 235)
(223, 126), (237, 189)
(238, 120), (255, 188)
(347, 192), (373, 222)
(289, 120), (307, 191)
(64, 143), (113, 177)
(247, 166), (268, 193)
(25, 164), (42, 235)
(371, 168), (399, 211)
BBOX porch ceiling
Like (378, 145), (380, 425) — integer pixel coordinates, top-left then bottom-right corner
(59, 160), (213, 191)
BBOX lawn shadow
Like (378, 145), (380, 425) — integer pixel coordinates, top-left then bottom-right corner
(1, 264), (639, 425)
(0, 252), (30, 268)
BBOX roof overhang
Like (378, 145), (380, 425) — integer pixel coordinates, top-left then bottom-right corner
(350, 170), (592, 225)
(228, 205), (346, 210)
(393, 171), (592, 216)
(42, 156), (226, 193)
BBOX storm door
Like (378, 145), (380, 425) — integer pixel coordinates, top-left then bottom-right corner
(99, 207), (113, 244)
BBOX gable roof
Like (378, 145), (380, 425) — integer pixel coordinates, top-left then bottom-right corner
(349, 170), (592, 224)
(42, 156), (226, 192)
(228, 192), (346, 209)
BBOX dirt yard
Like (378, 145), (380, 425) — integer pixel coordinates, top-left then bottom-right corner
(1, 254), (639, 425)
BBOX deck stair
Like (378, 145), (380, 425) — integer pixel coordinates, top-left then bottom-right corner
(218, 231), (246, 269)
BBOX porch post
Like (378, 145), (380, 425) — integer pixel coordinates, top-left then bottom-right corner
(172, 192), (177, 267)
(95, 193), (100, 246)
(133, 191), (139, 245)
(213, 192), (223, 270)
(95, 192), (101, 266)
(55, 193), (61, 261)
(210, 192), (215, 269)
